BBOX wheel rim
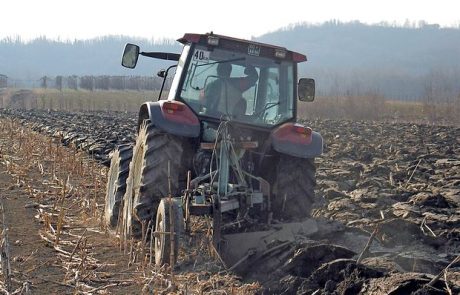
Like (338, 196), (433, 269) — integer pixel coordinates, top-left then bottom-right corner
(132, 145), (144, 199)
(105, 152), (119, 225)
(156, 214), (163, 250)
(155, 204), (166, 265)
(122, 130), (146, 238)
(106, 166), (117, 209)
(126, 134), (144, 234)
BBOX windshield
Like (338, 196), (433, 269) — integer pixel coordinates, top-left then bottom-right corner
(179, 45), (295, 126)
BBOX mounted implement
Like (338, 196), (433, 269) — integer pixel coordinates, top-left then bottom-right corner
(105, 32), (323, 270)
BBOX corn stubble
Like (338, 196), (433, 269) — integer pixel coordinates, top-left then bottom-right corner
(0, 117), (261, 294)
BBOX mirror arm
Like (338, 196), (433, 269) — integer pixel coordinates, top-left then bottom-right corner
(141, 52), (180, 61)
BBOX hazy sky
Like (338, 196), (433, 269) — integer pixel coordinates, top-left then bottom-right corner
(1, 0), (459, 41)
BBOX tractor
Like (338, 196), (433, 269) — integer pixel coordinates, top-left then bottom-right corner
(105, 33), (323, 269)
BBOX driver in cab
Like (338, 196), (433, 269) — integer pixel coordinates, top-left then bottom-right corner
(203, 63), (258, 117)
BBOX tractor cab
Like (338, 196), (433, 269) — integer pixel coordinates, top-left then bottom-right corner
(122, 33), (315, 128)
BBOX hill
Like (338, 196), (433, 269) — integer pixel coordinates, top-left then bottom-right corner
(1, 22), (460, 100)
(256, 21), (460, 100)
(0, 36), (181, 81)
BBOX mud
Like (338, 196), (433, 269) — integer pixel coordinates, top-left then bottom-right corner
(0, 109), (459, 294)
(0, 109), (137, 165)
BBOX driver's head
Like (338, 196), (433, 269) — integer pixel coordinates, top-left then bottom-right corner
(217, 63), (232, 78)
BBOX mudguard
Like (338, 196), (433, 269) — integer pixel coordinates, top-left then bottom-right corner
(271, 122), (323, 158)
(138, 100), (200, 138)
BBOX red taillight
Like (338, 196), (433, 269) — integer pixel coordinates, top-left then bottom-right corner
(163, 101), (184, 113)
(292, 52), (307, 62)
(160, 101), (199, 126)
(292, 124), (312, 137)
(178, 33), (201, 44)
(272, 122), (313, 145)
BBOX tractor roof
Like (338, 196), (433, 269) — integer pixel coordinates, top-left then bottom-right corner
(177, 32), (307, 63)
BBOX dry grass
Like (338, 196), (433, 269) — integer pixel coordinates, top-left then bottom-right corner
(298, 95), (460, 126)
(34, 89), (162, 112)
(2, 88), (459, 125)
(2, 88), (163, 113)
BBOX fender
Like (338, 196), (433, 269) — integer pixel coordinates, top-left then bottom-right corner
(138, 100), (200, 138)
(271, 122), (323, 158)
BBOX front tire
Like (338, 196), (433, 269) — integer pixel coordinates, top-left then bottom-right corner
(272, 155), (316, 219)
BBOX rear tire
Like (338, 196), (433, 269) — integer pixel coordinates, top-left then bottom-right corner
(104, 144), (133, 228)
(122, 122), (189, 238)
(273, 155), (316, 219)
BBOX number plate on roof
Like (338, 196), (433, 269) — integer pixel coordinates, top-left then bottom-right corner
(248, 44), (261, 56)
(193, 49), (210, 62)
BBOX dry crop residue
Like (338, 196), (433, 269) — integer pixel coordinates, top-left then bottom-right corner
(0, 117), (258, 294)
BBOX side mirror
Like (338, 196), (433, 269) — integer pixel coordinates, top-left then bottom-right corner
(298, 78), (315, 102)
(121, 43), (140, 69)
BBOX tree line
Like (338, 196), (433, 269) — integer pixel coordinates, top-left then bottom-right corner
(37, 75), (167, 91)
(0, 74), (7, 88)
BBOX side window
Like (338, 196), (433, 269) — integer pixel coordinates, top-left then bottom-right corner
(243, 85), (257, 115)
(264, 67), (280, 121)
(181, 48), (216, 102)
(231, 64), (258, 115)
(267, 68), (280, 103)
(284, 64), (294, 114)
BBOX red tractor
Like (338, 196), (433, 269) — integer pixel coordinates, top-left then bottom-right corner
(105, 33), (323, 267)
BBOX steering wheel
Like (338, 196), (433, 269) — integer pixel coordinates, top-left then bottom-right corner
(253, 102), (280, 120)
